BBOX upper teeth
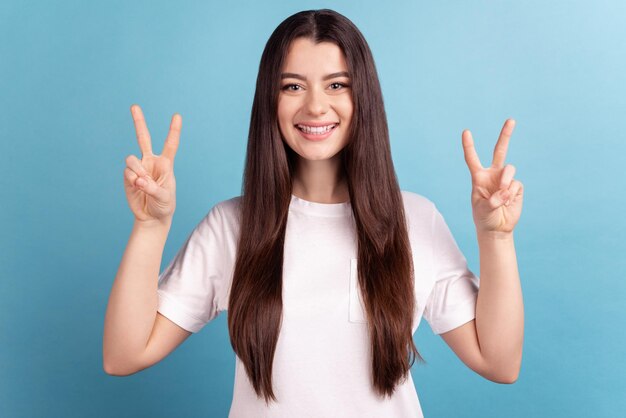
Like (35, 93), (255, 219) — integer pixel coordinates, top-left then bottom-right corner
(297, 124), (336, 134)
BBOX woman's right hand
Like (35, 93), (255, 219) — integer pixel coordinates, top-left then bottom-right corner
(123, 104), (182, 224)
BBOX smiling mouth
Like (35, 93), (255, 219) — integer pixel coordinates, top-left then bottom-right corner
(295, 123), (338, 135)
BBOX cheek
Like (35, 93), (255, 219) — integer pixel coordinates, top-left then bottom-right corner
(276, 104), (289, 132)
(341, 102), (354, 124)
(337, 95), (354, 118)
(277, 99), (296, 125)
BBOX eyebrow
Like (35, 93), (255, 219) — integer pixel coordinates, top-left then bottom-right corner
(280, 71), (350, 81)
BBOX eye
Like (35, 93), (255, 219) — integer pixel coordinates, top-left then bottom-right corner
(281, 84), (302, 92)
(329, 82), (349, 90)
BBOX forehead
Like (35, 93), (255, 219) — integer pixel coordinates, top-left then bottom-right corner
(282, 38), (348, 74)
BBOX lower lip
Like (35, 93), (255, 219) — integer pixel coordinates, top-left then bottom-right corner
(296, 125), (337, 141)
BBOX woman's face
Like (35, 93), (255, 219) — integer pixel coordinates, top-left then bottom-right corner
(277, 37), (354, 163)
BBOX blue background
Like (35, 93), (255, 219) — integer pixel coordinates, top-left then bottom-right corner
(1, 1), (625, 417)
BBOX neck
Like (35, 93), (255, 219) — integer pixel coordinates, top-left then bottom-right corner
(291, 154), (349, 204)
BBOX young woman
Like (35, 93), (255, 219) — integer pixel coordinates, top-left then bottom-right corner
(103, 9), (524, 418)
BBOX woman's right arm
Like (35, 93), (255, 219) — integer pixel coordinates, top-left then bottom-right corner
(103, 105), (190, 376)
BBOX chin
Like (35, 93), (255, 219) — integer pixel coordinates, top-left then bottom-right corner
(296, 153), (330, 161)
(295, 149), (344, 162)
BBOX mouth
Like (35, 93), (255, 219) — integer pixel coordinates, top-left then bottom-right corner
(294, 123), (338, 135)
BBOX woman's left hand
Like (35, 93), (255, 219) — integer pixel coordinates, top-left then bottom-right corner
(461, 119), (524, 235)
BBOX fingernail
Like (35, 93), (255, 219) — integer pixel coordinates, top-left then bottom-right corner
(136, 178), (146, 187)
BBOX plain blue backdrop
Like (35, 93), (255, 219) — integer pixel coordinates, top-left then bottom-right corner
(1, 1), (625, 417)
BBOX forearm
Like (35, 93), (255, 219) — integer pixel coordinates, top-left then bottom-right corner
(475, 230), (524, 380)
(103, 218), (171, 374)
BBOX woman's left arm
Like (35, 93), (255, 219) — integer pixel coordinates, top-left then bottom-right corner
(440, 119), (524, 384)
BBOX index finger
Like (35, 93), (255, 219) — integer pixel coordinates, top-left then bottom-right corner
(161, 113), (182, 163)
(462, 129), (484, 175)
(491, 119), (515, 168)
(130, 104), (153, 157)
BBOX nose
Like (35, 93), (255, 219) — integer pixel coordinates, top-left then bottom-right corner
(304, 86), (329, 116)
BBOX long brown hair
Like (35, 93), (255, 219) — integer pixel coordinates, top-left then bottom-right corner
(228, 9), (423, 404)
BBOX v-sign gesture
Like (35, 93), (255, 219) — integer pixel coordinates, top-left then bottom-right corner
(462, 119), (524, 235)
(123, 104), (182, 224)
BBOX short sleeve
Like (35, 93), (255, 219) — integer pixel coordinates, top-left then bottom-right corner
(422, 206), (480, 334)
(157, 204), (226, 333)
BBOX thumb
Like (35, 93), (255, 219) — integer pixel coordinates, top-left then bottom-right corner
(136, 175), (170, 202)
(487, 189), (511, 209)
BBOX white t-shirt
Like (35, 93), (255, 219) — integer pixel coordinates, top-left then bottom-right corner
(157, 190), (480, 418)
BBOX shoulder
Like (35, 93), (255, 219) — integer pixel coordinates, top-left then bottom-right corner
(201, 195), (243, 231)
(399, 190), (440, 239)
(400, 190), (437, 218)
(213, 195), (242, 218)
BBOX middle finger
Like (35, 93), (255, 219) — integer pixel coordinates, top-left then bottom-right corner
(130, 104), (154, 157)
(491, 119), (515, 169)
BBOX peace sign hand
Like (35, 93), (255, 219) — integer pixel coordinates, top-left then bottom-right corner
(462, 119), (524, 235)
(123, 104), (182, 225)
